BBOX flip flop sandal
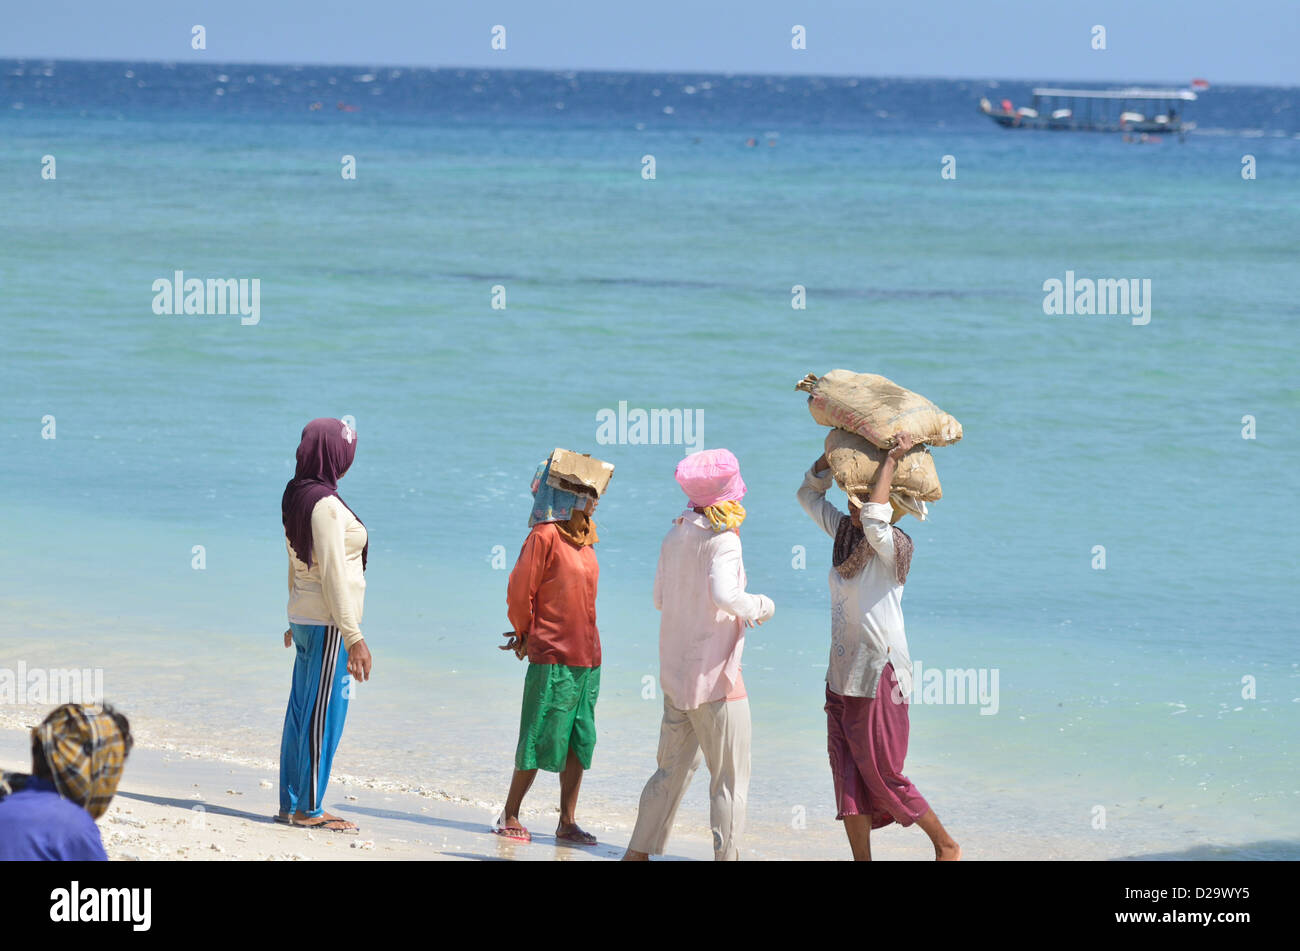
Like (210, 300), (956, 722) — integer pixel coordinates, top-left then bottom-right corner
(555, 828), (598, 847)
(490, 812), (532, 842)
(291, 816), (360, 834)
(492, 826), (532, 842)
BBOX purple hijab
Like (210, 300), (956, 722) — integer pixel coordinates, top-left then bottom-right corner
(281, 418), (367, 570)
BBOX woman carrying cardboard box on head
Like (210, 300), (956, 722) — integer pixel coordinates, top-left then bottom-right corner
(797, 432), (961, 861)
(622, 449), (775, 862)
(493, 450), (613, 846)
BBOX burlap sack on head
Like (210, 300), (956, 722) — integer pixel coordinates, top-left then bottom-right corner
(824, 428), (942, 502)
(797, 370), (962, 449)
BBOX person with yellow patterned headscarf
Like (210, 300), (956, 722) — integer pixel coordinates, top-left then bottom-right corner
(0, 703), (133, 860)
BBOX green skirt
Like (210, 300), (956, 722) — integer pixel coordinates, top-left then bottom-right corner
(515, 663), (600, 772)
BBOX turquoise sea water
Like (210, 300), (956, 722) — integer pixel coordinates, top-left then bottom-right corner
(2, 62), (1298, 858)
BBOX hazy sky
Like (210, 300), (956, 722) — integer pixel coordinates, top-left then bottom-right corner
(3, 1), (1297, 85)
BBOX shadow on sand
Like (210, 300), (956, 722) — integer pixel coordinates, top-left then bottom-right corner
(113, 792), (690, 860)
(339, 802), (629, 859)
(116, 790), (274, 825)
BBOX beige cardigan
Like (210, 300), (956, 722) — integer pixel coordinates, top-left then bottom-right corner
(286, 496), (367, 649)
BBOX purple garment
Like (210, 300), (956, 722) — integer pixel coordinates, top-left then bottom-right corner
(281, 418), (367, 570)
(825, 664), (930, 828)
(0, 777), (108, 860)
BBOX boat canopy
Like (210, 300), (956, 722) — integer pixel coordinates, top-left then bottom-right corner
(1031, 87), (1197, 101)
(980, 84), (1198, 137)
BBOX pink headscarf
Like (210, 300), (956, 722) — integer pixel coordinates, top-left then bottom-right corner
(674, 449), (746, 508)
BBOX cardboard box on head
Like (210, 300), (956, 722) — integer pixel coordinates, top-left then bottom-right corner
(546, 448), (615, 500)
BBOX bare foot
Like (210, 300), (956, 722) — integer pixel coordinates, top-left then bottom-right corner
(936, 842), (962, 861)
(622, 849), (650, 861)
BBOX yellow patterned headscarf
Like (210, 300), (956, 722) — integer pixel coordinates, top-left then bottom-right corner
(33, 704), (130, 820)
(701, 500), (746, 533)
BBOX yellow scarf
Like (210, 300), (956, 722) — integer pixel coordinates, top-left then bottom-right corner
(700, 500), (746, 533)
(555, 510), (599, 547)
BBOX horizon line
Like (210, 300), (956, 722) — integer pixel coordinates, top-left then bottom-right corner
(0, 54), (1289, 91)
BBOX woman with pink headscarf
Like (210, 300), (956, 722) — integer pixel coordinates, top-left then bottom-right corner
(623, 449), (774, 861)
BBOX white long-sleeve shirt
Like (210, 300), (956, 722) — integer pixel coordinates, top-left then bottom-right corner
(796, 466), (911, 700)
(286, 495), (368, 649)
(653, 510), (775, 710)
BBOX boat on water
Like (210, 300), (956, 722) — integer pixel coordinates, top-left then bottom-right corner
(980, 85), (1201, 139)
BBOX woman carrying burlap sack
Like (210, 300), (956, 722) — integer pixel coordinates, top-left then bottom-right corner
(797, 432), (961, 861)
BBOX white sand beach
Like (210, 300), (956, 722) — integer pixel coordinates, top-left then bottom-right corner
(0, 725), (716, 862)
(7, 717), (1205, 862)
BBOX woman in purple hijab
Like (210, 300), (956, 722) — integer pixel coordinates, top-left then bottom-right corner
(276, 418), (373, 833)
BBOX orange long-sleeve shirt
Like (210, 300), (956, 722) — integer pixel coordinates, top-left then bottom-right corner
(506, 522), (601, 668)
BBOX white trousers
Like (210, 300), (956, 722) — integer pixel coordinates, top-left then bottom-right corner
(628, 694), (751, 861)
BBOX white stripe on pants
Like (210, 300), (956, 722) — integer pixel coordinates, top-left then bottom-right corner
(628, 694), (751, 861)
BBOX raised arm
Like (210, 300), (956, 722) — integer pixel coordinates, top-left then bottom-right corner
(857, 432), (917, 562)
(868, 432), (914, 507)
(796, 454), (845, 538)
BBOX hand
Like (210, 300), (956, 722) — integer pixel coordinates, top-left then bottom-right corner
(813, 453), (830, 474)
(283, 629), (292, 648)
(499, 631), (527, 660)
(746, 597), (775, 627)
(347, 640), (373, 682)
(888, 432), (915, 460)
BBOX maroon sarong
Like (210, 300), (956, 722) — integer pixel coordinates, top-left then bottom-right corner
(825, 663), (930, 828)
